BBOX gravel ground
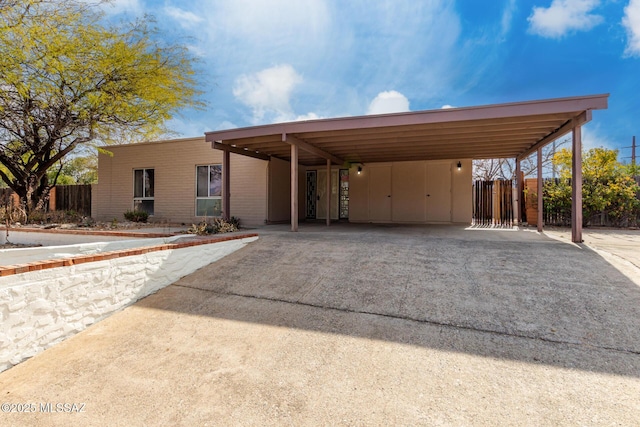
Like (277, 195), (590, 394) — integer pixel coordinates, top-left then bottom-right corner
(1, 224), (638, 426)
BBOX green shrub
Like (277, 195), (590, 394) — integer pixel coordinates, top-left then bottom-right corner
(123, 210), (149, 223)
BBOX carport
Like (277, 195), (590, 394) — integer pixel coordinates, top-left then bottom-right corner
(205, 94), (608, 243)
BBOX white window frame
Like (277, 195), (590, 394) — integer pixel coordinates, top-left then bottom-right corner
(195, 164), (222, 217)
(133, 168), (154, 215)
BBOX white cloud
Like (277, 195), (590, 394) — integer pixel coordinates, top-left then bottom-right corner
(185, 44), (206, 58)
(527, 0), (603, 38)
(206, 0), (330, 48)
(441, 104), (456, 109)
(216, 121), (238, 131)
(500, 0), (517, 39)
(101, 0), (143, 16)
(366, 91), (410, 115)
(149, 0), (461, 127)
(164, 6), (204, 28)
(295, 112), (322, 121)
(165, 117), (208, 138)
(581, 124), (615, 150)
(623, 0), (640, 56)
(233, 64), (304, 124)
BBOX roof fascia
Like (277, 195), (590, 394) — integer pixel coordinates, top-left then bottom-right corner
(204, 94), (609, 142)
(517, 110), (592, 161)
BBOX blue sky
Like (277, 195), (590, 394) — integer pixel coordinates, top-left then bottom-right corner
(104, 0), (640, 161)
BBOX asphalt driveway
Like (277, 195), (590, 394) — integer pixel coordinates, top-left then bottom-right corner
(1, 224), (639, 426)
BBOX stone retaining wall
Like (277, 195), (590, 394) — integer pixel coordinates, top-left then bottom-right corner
(0, 233), (258, 372)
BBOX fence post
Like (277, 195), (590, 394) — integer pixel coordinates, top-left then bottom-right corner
(49, 187), (57, 212)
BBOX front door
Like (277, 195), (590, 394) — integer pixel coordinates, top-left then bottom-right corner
(317, 169), (339, 220)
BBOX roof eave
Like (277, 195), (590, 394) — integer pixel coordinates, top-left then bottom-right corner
(204, 94), (609, 143)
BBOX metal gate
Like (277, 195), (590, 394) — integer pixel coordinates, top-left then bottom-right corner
(305, 171), (317, 219)
(472, 179), (515, 227)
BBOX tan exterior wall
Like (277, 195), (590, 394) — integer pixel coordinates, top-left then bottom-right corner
(348, 165), (369, 221)
(96, 137), (268, 226)
(451, 160), (473, 223)
(348, 159), (472, 224)
(268, 157), (291, 223)
(229, 155), (269, 226)
(267, 157), (306, 223)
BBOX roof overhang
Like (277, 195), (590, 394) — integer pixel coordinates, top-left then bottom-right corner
(205, 94), (609, 166)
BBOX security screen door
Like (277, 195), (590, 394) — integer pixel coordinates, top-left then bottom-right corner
(316, 169), (339, 220)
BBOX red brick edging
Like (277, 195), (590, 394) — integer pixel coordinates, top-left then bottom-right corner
(0, 233), (258, 277)
(0, 226), (174, 239)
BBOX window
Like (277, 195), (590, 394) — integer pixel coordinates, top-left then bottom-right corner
(196, 165), (222, 217)
(133, 168), (154, 215)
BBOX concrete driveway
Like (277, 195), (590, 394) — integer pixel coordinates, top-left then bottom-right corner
(1, 224), (639, 426)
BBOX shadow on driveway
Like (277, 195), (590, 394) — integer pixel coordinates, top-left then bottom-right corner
(148, 223), (640, 378)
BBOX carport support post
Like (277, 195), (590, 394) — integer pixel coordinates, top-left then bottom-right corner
(572, 124), (583, 243)
(537, 147), (543, 233)
(222, 149), (230, 220)
(515, 158), (521, 225)
(291, 144), (299, 232)
(326, 159), (331, 226)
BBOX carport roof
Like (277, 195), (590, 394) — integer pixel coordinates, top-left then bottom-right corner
(205, 94), (608, 166)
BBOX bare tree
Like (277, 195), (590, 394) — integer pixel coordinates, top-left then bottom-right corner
(473, 137), (569, 181)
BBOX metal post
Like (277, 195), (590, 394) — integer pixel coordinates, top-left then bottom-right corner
(515, 158), (521, 226)
(571, 125), (583, 243)
(326, 159), (331, 226)
(537, 148), (543, 233)
(222, 149), (230, 220)
(552, 140), (557, 179)
(291, 144), (298, 232)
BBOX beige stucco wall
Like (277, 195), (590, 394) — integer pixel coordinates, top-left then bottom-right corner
(348, 159), (472, 224)
(96, 137), (268, 227)
(451, 160), (473, 223)
(267, 157), (306, 223)
(268, 157), (290, 223)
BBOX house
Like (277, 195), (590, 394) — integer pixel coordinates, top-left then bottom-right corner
(95, 136), (472, 227)
(95, 94), (608, 241)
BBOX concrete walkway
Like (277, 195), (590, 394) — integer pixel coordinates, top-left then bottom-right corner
(1, 224), (639, 426)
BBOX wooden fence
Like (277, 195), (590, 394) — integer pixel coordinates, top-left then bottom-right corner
(0, 185), (92, 216)
(52, 185), (92, 215)
(472, 179), (515, 227)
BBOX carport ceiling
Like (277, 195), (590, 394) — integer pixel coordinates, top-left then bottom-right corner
(205, 94), (608, 167)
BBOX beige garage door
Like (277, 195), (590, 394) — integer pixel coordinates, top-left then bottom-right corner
(392, 161), (426, 222)
(426, 162), (452, 222)
(368, 165), (392, 222)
